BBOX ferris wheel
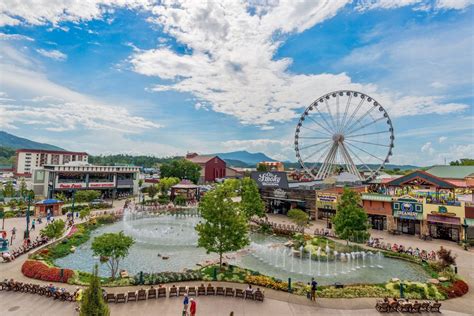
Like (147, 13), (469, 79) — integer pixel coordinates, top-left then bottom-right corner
(294, 90), (394, 181)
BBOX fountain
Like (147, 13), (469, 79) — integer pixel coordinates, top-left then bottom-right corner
(333, 251), (338, 276)
(299, 245), (304, 274)
(325, 241), (330, 276)
(317, 247), (321, 276)
(308, 248), (312, 275)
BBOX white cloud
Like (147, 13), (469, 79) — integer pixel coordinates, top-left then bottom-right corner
(421, 141), (435, 155)
(0, 33), (34, 41)
(438, 136), (447, 143)
(36, 48), (67, 61)
(0, 0), (154, 26)
(355, 0), (474, 11)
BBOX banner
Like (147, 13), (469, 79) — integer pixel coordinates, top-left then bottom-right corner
(250, 171), (289, 189)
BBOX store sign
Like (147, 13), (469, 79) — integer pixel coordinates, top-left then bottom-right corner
(58, 183), (86, 189)
(251, 171), (288, 189)
(427, 214), (460, 225)
(317, 194), (337, 202)
(273, 188), (287, 198)
(89, 182), (115, 188)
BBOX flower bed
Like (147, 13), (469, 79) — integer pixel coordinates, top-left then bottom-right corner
(438, 279), (469, 298)
(245, 275), (289, 292)
(21, 260), (74, 283)
(134, 271), (202, 285)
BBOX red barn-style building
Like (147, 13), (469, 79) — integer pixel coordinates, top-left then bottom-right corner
(185, 153), (226, 183)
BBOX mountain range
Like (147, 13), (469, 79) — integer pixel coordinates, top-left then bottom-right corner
(0, 131), (64, 151)
(210, 150), (275, 166)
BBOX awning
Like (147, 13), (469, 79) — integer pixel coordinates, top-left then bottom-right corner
(427, 214), (460, 225)
(263, 197), (306, 203)
(465, 218), (474, 226)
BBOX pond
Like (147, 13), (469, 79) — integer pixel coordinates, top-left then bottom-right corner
(55, 210), (429, 285)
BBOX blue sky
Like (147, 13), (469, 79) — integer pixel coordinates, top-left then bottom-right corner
(0, 0), (472, 166)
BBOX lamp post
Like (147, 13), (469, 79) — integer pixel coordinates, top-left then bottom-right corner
(69, 189), (76, 218)
(25, 190), (34, 239)
(462, 223), (469, 250)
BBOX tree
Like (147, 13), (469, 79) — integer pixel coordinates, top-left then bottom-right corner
(195, 184), (249, 268)
(80, 265), (110, 316)
(19, 178), (28, 198)
(240, 177), (265, 218)
(158, 177), (180, 195)
(436, 246), (457, 268)
(75, 190), (101, 203)
(332, 188), (370, 243)
(287, 209), (309, 230)
(55, 192), (68, 203)
(160, 159), (201, 184)
(450, 159), (474, 166)
(147, 184), (159, 199)
(256, 163), (269, 171)
(40, 219), (66, 240)
(2, 181), (15, 197)
(80, 207), (91, 220)
(91, 232), (134, 279)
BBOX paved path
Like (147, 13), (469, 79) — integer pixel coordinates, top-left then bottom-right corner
(1, 210), (473, 315)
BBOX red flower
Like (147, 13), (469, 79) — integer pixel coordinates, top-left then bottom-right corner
(21, 260), (74, 283)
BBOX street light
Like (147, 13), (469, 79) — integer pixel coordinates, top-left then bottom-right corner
(462, 223), (469, 250)
(69, 189), (76, 217)
(25, 190), (34, 240)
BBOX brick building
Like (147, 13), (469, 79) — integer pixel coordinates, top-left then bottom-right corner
(185, 153), (226, 183)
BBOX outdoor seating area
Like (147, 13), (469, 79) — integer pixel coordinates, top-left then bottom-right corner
(375, 298), (442, 313)
(367, 238), (437, 261)
(252, 218), (302, 234)
(106, 284), (265, 303)
(1, 236), (49, 262)
(0, 279), (76, 302)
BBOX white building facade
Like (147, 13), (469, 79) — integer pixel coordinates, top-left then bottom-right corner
(15, 149), (88, 176)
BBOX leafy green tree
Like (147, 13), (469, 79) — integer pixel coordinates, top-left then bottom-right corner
(40, 219), (66, 240)
(147, 184), (159, 199)
(55, 192), (68, 203)
(287, 209), (309, 230)
(174, 195), (186, 206)
(240, 177), (265, 218)
(91, 232), (134, 279)
(80, 265), (110, 316)
(80, 207), (91, 220)
(19, 178), (28, 198)
(195, 184), (249, 268)
(332, 188), (370, 243)
(158, 177), (180, 195)
(450, 158), (474, 166)
(160, 159), (201, 184)
(2, 181), (15, 197)
(75, 190), (101, 203)
(256, 163), (269, 171)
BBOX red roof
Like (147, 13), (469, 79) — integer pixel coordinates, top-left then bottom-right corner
(186, 155), (219, 164)
(16, 149), (88, 155)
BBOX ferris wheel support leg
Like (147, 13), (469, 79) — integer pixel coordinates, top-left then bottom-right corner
(340, 142), (363, 180)
(317, 142), (338, 179)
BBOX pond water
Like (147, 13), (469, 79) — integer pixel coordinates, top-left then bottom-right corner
(55, 210), (429, 285)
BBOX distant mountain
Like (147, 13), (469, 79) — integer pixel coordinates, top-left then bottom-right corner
(211, 150), (276, 166)
(0, 131), (65, 151)
(223, 158), (252, 168)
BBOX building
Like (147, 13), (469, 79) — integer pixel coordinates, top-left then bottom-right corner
(225, 167), (245, 179)
(185, 153), (226, 183)
(257, 161), (284, 171)
(316, 186), (367, 223)
(15, 149), (88, 177)
(30, 163), (140, 199)
(34, 199), (64, 217)
(361, 193), (393, 231)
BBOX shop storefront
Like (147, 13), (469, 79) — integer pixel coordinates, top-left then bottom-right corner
(316, 193), (338, 221)
(464, 218), (474, 245)
(392, 197), (423, 235)
(262, 187), (310, 215)
(427, 214), (461, 242)
(362, 193), (393, 231)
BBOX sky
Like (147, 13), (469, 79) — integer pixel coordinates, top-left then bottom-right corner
(0, 0), (473, 166)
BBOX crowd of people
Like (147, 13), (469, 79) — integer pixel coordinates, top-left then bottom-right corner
(367, 237), (437, 261)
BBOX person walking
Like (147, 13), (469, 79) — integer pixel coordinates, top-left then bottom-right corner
(311, 278), (318, 301)
(31, 219), (36, 231)
(190, 298), (196, 316)
(10, 227), (16, 245)
(182, 293), (189, 316)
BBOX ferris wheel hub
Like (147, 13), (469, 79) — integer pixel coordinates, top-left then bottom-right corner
(332, 133), (344, 142)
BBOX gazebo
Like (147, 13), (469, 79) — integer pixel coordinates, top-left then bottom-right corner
(170, 180), (200, 202)
(34, 199), (64, 217)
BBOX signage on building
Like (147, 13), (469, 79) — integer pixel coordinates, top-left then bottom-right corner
(89, 182), (115, 188)
(251, 171), (288, 189)
(273, 188), (287, 198)
(58, 183), (86, 189)
(317, 194), (337, 202)
(393, 198), (423, 220)
(427, 214), (460, 225)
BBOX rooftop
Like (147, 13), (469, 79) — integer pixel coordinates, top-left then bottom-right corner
(426, 165), (474, 180)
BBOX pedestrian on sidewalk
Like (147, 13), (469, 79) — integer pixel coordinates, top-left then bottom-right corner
(182, 293), (189, 316)
(311, 277), (318, 301)
(190, 297), (196, 316)
(10, 227), (16, 245)
(31, 219), (36, 231)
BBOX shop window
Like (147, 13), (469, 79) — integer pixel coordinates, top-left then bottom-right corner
(393, 203), (399, 210)
(415, 205), (422, 212)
